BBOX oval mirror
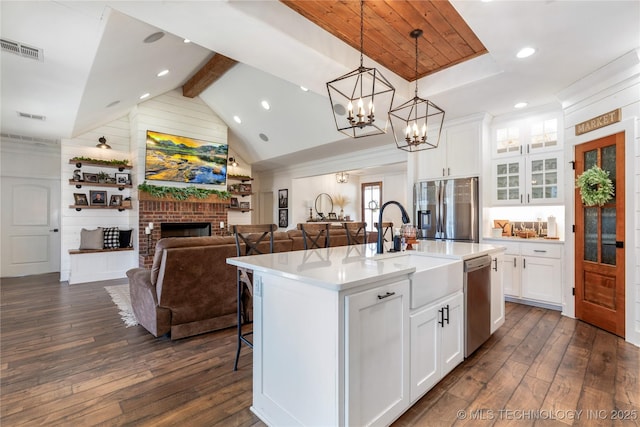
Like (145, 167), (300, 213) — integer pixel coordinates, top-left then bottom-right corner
(314, 193), (334, 219)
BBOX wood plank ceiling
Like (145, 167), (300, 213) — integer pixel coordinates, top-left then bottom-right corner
(280, 0), (487, 82)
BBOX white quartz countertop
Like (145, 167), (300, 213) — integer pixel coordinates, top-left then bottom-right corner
(226, 241), (504, 292)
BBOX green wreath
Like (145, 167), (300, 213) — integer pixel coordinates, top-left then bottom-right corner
(576, 165), (614, 206)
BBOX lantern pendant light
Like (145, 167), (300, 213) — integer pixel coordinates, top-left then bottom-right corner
(389, 29), (445, 152)
(326, 0), (395, 139)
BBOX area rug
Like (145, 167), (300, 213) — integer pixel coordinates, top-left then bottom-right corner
(105, 284), (138, 327)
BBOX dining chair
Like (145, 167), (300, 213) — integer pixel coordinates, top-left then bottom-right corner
(232, 223), (276, 371)
(344, 222), (367, 245)
(374, 221), (394, 242)
(299, 223), (331, 249)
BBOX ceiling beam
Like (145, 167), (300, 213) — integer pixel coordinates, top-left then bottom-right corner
(182, 53), (238, 98)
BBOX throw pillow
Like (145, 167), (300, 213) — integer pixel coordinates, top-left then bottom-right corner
(119, 229), (133, 248)
(79, 227), (104, 250)
(103, 227), (120, 249)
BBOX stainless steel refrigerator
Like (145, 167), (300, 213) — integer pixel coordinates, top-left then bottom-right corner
(414, 177), (479, 242)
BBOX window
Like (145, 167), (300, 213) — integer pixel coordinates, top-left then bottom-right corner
(361, 182), (382, 232)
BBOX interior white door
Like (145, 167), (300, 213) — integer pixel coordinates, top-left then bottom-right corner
(1, 177), (60, 277)
(259, 191), (273, 225)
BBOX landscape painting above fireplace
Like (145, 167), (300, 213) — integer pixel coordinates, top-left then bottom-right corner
(145, 130), (228, 185)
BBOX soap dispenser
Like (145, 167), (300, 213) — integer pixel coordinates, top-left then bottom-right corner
(393, 228), (402, 252)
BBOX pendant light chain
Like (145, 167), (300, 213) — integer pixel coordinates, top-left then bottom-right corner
(414, 33), (419, 98)
(359, 0), (364, 69)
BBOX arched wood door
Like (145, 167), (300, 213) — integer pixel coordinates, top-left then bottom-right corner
(574, 132), (625, 337)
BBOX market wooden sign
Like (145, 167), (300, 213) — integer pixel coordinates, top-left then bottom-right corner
(575, 108), (621, 135)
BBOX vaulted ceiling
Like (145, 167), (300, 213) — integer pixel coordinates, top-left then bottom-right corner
(1, 1), (639, 172)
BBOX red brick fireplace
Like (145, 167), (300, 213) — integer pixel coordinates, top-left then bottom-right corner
(138, 193), (229, 268)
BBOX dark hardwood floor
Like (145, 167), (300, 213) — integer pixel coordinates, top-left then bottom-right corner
(1, 274), (638, 426)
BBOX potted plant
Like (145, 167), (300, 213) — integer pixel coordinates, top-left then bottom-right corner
(97, 171), (110, 184)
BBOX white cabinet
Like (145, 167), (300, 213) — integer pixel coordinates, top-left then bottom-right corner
(491, 151), (562, 205)
(490, 111), (563, 206)
(418, 119), (482, 180)
(409, 291), (463, 402)
(520, 246), (562, 304)
(501, 242), (563, 307)
(346, 279), (410, 427)
(490, 251), (505, 334)
(491, 112), (561, 158)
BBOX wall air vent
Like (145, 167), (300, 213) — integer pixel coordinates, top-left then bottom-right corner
(18, 111), (46, 121)
(1, 132), (59, 145)
(1, 38), (43, 61)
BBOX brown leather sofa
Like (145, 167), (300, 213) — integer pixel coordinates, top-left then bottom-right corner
(126, 226), (374, 339)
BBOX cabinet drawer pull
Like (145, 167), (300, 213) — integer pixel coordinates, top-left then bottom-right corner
(492, 258), (498, 271)
(377, 291), (395, 300)
(438, 308), (444, 327)
(533, 249), (547, 253)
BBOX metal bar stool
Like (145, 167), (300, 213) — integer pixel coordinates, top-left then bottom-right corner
(300, 223), (331, 249)
(344, 221), (367, 245)
(232, 223), (276, 371)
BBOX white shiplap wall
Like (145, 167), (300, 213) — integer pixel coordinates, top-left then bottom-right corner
(61, 89), (233, 283)
(561, 50), (640, 346)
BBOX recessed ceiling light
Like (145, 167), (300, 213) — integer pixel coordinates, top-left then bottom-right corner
(261, 100), (270, 110)
(514, 102), (528, 109)
(143, 31), (165, 44)
(516, 47), (536, 59)
(259, 133), (269, 142)
(183, 39), (191, 44)
(140, 93), (150, 100)
(233, 115), (242, 124)
(300, 86), (309, 92)
(157, 69), (169, 77)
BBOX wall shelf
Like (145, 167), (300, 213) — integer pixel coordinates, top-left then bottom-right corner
(228, 207), (253, 213)
(69, 205), (130, 212)
(68, 179), (131, 190)
(69, 159), (132, 170)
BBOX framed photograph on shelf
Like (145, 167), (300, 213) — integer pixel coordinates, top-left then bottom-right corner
(278, 189), (288, 208)
(230, 197), (239, 208)
(279, 209), (288, 228)
(82, 172), (98, 183)
(110, 194), (123, 206)
(239, 201), (250, 209)
(90, 190), (107, 205)
(115, 173), (130, 185)
(73, 193), (88, 206)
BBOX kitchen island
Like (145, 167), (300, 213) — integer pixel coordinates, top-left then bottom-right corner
(227, 241), (504, 427)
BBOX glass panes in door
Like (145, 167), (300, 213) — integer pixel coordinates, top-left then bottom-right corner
(529, 156), (558, 201)
(495, 126), (520, 155)
(495, 161), (520, 202)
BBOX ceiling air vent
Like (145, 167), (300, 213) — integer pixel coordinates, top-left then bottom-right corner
(1, 38), (43, 61)
(18, 111), (46, 121)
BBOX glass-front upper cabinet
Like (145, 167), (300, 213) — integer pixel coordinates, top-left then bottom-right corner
(492, 153), (562, 205)
(491, 111), (561, 158)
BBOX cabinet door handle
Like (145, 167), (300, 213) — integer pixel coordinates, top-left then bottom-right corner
(447, 167), (451, 176)
(492, 257), (498, 271)
(533, 249), (547, 253)
(513, 257), (517, 267)
(444, 304), (450, 325)
(520, 194), (523, 203)
(442, 168), (445, 177)
(438, 308), (444, 327)
(377, 291), (395, 300)
(523, 258), (526, 268)
(527, 194), (530, 203)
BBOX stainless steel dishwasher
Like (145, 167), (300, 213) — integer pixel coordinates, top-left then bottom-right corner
(464, 255), (492, 357)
